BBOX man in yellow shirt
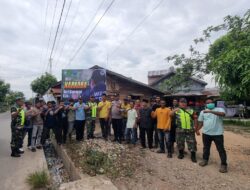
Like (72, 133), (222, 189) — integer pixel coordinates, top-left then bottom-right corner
(152, 100), (172, 158)
(98, 93), (111, 140)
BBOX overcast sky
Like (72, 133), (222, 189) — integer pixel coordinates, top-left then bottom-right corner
(0, 0), (249, 98)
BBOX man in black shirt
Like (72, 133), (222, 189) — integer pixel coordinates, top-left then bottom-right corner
(151, 96), (161, 148)
(169, 98), (178, 153)
(139, 99), (153, 149)
(55, 100), (68, 144)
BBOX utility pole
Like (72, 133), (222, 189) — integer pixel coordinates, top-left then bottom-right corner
(49, 58), (53, 74)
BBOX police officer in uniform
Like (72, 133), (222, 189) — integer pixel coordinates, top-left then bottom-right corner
(171, 98), (199, 163)
(10, 97), (25, 157)
(86, 96), (97, 139)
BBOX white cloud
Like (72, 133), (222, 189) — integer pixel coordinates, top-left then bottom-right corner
(0, 0), (248, 98)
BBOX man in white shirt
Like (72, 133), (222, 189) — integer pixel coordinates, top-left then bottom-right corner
(126, 101), (138, 144)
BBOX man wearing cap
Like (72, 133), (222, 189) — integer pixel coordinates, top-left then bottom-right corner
(10, 97), (25, 157)
(86, 96), (98, 139)
(171, 98), (198, 162)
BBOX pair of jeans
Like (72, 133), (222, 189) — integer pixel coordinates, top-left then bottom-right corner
(112, 119), (123, 142)
(23, 127), (32, 147)
(125, 128), (136, 144)
(122, 118), (127, 139)
(158, 129), (171, 153)
(67, 121), (75, 137)
(99, 118), (109, 138)
(202, 133), (227, 166)
(140, 127), (153, 148)
(75, 120), (85, 141)
(31, 125), (43, 148)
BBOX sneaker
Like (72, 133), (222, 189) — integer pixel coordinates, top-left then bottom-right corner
(199, 160), (208, 167)
(28, 146), (32, 150)
(219, 165), (228, 173)
(11, 152), (21, 157)
(31, 147), (36, 152)
(18, 148), (24, 154)
(156, 149), (165, 154)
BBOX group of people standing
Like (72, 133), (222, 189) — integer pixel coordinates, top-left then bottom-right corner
(10, 93), (228, 173)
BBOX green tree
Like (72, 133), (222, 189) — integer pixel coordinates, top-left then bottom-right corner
(31, 73), (57, 95)
(0, 79), (10, 102)
(5, 91), (25, 106)
(166, 10), (250, 102)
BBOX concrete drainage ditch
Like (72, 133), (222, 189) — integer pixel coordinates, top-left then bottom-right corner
(45, 139), (118, 190)
(43, 140), (71, 188)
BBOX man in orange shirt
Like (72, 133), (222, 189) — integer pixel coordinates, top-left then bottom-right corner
(152, 100), (172, 158)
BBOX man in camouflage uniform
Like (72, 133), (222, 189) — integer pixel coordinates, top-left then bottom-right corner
(171, 98), (199, 163)
(10, 97), (25, 157)
(86, 96), (97, 139)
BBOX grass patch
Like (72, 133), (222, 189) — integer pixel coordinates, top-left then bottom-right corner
(26, 170), (50, 189)
(223, 119), (250, 127)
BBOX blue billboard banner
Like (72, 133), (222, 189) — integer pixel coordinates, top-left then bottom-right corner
(62, 69), (106, 102)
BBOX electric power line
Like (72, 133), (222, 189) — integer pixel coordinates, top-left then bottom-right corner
(109, 0), (165, 58)
(53, 0), (73, 67)
(44, 0), (59, 72)
(64, 0), (106, 66)
(53, 0), (82, 68)
(40, 0), (49, 73)
(65, 0), (116, 68)
(49, 0), (67, 60)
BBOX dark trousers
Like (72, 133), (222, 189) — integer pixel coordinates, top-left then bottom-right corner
(112, 119), (123, 142)
(153, 123), (159, 146)
(99, 118), (109, 138)
(56, 121), (68, 144)
(23, 128), (32, 147)
(75, 120), (85, 141)
(158, 129), (171, 153)
(10, 127), (23, 153)
(202, 133), (227, 166)
(140, 127), (153, 148)
(41, 126), (56, 145)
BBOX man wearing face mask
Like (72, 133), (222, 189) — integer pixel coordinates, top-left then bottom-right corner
(197, 98), (227, 173)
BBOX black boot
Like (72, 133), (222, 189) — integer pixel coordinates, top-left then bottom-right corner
(11, 149), (21, 158)
(191, 152), (197, 163)
(178, 150), (184, 159)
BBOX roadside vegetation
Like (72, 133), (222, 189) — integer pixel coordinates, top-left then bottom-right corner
(26, 169), (50, 189)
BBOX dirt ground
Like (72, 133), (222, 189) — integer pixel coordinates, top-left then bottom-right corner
(66, 126), (250, 190)
(113, 130), (250, 190)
